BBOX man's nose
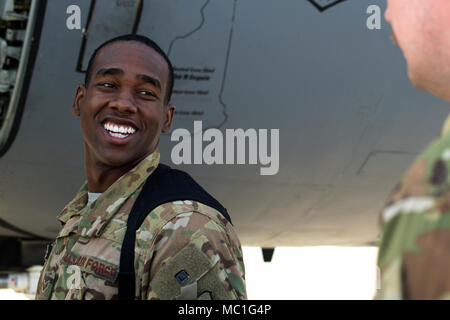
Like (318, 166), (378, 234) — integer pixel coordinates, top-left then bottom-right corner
(108, 92), (138, 113)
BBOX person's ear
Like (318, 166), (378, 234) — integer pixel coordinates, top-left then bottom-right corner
(72, 84), (86, 117)
(161, 104), (175, 133)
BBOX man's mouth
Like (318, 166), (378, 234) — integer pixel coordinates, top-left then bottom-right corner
(103, 120), (137, 139)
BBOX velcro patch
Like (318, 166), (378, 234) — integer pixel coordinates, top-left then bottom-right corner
(151, 241), (213, 299)
(150, 231), (233, 300)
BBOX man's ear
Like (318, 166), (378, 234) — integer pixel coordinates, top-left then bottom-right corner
(162, 103), (176, 133)
(72, 84), (86, 117)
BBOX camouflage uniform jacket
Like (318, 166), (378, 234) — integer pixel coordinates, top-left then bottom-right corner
(376, 129), (450, 300)
(35, 150), (247, 300)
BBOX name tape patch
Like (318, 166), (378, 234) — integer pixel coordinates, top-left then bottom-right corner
(61, 251), (119, 282)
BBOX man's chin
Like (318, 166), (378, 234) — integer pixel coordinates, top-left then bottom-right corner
(407, 69), (425, 91)
(407, 68), (444, 99)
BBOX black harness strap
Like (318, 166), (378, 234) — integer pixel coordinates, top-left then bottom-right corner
(118, 163), (231, 300)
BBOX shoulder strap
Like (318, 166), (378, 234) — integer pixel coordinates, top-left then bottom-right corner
(118, 163), (231, 300)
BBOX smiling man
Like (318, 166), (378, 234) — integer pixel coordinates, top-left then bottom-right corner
(35, 34), (246, 300)
(376, 1), (450, 299)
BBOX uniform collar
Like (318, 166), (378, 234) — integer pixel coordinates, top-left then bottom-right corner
(57, 150), (161, 234)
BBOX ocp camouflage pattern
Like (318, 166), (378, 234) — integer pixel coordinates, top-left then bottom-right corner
(35, 150), (246, 300)
(376, 129), (450, 300)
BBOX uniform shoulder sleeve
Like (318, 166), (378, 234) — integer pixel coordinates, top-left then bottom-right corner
(143, 201), (247, 300)
(377, 134), (450, 299)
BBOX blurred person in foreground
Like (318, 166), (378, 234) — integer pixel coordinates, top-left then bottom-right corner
(377, 0), (450, 299)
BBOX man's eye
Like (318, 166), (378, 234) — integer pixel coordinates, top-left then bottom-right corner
(98, 83), (115, 88)
(138, 90), (156, 97)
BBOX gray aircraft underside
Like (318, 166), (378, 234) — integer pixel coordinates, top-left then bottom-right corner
(1, 0), (449, 253)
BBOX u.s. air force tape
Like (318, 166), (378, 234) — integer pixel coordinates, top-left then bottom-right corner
(60, 250), (119, 282)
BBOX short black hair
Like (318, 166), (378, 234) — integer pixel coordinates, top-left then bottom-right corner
(84, 34), (174, 104)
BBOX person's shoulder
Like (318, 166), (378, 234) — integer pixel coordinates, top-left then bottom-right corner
(145, 201), (246, 299)
(377, 134), (450, 244)
(420, 131), (450, 173)
(377, 134), (450, 298)
(137, 200), (236, 240)
(161, 200), (233, 233)
(384, 134), (450, 209)
(378, 133), (450, 251)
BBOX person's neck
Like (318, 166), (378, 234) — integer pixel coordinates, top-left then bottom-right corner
(85, 163), (131, 193)
(84, 151), (149, 193)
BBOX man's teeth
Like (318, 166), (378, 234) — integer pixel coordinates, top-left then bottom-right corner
(109, 132), (128, 138)
(103, 122), (136, 138)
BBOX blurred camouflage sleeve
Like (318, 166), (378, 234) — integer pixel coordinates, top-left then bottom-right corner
(142, 208), (247, 300)
(376, 133), (450, 299)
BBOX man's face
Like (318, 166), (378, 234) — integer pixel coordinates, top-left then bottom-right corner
(385, 0), (450, 99)
(72, 41), (175, 168)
